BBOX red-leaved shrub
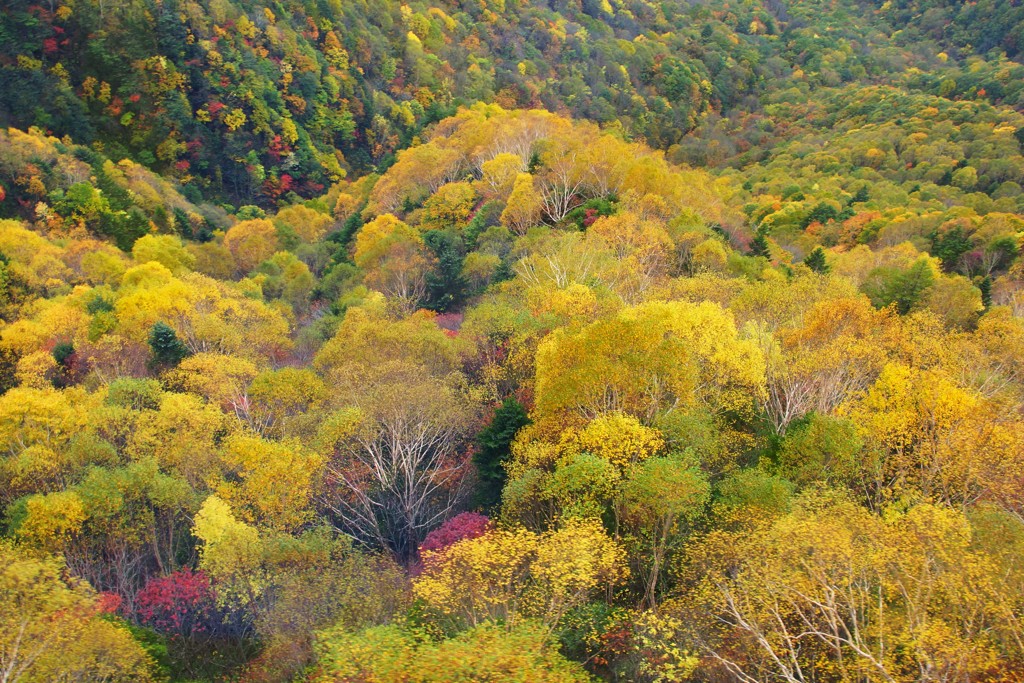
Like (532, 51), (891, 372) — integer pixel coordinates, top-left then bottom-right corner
(419, 512), (491, 555)
(135, 569), (216, 638)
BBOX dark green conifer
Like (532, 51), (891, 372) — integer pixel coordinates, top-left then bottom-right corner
(473, 397), (530, 510)
(803, 246), (830, 273)
(748, 231), (771, 259)
(148, 322), (189, 369)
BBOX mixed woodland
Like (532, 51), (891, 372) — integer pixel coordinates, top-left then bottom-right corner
(2, 0), (1024, 681)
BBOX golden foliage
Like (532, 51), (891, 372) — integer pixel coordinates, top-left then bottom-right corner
(414, 518), (627, 629)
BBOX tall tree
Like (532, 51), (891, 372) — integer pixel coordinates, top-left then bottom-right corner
(473, 397), (530, 510)
(320, 375), (478, 562)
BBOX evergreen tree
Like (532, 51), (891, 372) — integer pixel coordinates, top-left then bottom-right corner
(804, 246), (830, 273)
(462, 203), (493, 249)
(0, 347), (16, 395)
(931, 227), (973, 272)
(335, 211), (365, 252)
(51, 342), (77, 389)
(849, 186), (870, 205)
(148, 322), (189, 370)
(979, 275), (993, 309)
(424, 230), (468, 313)
(801, 202), (840, 230)
(473, 397), (530, 510)
(748, 230), (771, 259)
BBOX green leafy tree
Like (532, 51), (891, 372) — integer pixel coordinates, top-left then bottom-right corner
(864, 259), (936, 314)
(619, 457), (710, 606)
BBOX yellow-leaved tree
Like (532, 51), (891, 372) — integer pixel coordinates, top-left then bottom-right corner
(532, 300), (765, 433)
(223, 218), (278, 274)
(353, 214), (436, 312)
(414, 518), (627, 630)
(215, 433), (324, 532)
(692, 495), (1024, 683)
(0, 541), (159, 682)
(500, 172), (544, 235)
(840, 362), (1024, 511)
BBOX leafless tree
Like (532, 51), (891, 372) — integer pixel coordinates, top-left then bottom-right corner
(321, 377), (477, 562)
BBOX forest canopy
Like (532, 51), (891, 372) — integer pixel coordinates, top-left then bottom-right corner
(2, 0), (1024, 681)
